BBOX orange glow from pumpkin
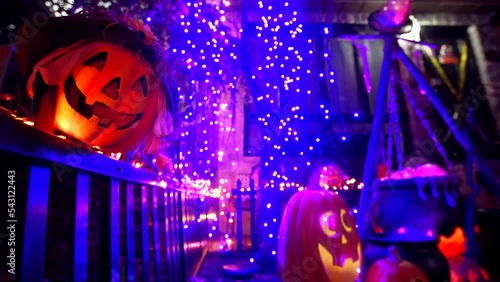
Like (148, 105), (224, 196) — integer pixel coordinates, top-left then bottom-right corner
(318, 242), (360, 282)
(278, 191), (361, 282)
(438, 227), (466, 258)
(28, 41), (168, 153)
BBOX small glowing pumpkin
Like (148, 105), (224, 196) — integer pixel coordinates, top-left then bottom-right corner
(277, 190), (360, 281)
(365, 246), (429, 282)
(27, 41), (169, 152)
(308, 163), (346, 190)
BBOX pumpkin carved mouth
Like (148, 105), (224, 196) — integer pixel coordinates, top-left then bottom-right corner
(64, 74), (143, 129)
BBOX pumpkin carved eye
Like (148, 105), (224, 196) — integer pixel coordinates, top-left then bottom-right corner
(83, 51), (107, 71)
(101, 77), (121, 100)
(340, 209), (353, 232)
(321, 211), (340, 238)
(132, 75), (148, 97)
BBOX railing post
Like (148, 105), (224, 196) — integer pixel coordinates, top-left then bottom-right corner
(125, 183), (135, 281)
(141, 185), (151, 282)
(110, 179), (120, 281)
(151, 187), (162, 281)
(156, 188), (168, 281)
(21, 165), (51, 282)
(177, 191), (187, 281)
(73, 173), (90, 282)
(164, 191), (175, 282)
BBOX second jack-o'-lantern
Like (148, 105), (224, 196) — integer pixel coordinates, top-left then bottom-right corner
(365, 246), (429, 282)
(27, 41), (167, 152)
(277, 190), (360, 281)
(308, 163), (347, 190)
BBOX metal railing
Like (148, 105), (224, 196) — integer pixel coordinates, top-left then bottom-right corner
(0, 112), (215, 282)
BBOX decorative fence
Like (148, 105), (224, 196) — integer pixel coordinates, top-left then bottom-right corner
(0, 113), (216, 282)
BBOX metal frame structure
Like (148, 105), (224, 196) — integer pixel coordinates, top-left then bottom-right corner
(355, 35), (500, 243)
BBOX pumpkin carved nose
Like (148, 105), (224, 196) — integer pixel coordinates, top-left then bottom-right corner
(342, 234), (347, 244)
(101, 77), (121, 100)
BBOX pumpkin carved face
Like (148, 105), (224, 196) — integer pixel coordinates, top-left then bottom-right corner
(277, 190), (360, 282)
(56, 44), (160, 151)
(28, 41), (165, 152)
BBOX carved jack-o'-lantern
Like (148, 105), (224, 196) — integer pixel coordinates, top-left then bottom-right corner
(27, 41), (168, 152)
(18, 16), (173, 153)
(277, 190), (360, 281)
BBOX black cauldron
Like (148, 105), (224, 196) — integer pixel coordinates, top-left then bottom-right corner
(369, 176), (463, 242)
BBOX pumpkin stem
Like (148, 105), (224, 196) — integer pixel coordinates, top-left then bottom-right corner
(387, 246), (402, 263)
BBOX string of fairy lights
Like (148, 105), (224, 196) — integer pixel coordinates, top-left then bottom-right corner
(169, 0), (239, 181)
(250, 0), (309, 255)
(167, 0), (241, 245)
(248, 0), (364, 259)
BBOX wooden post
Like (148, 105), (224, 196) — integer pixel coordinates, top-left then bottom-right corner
(249, 178), (257, 251)
(235, 179), (243, 253)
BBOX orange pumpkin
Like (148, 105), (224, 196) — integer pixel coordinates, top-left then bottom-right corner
(365, 246), (429, 282)
(27, 41), (169, 152)
(320, 164), (344, 189)
(277, 190), (360, 281)
(308, 163), (346, 190)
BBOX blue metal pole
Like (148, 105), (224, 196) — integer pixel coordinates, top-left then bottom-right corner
(357, 37), (394, 243)
(395, 45), (500, 195)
